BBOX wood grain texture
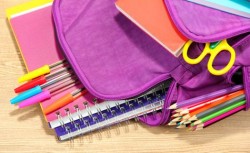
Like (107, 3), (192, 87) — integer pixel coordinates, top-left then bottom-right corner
(1, 0), (250, 153)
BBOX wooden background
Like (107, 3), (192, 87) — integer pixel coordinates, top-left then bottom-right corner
(1, 0), (250, 153)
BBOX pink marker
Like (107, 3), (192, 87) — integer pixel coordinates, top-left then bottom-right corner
(18, 78), (78, 108)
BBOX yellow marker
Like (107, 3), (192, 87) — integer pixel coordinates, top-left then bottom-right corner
(18, 60), (65, 83)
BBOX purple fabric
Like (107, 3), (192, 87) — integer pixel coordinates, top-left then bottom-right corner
(164, 0), (250, 111)
(52, 0), (250, 126)
(52, 0), (181, 100)
(164, 0), (250, 43)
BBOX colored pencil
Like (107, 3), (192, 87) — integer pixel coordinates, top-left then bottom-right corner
(174, 102), (204, 113)
(171, 117), (182, 122)
(192, 105), (245, 131)
(171, 113), (181, 118)
(185, 91), (244, 120)
(189, 94), (245, 121)
(176, 124), (187, 129)
(180, 90), (244, 116)
(168, 121), (178, 126)
(168, 85), (243, 109)
(192, 100), (246, 126)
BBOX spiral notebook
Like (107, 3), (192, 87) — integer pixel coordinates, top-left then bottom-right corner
(7, 0), (170, 140)
(52, 81), (169, 140)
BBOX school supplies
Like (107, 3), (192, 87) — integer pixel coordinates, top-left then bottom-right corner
(191, 105), (245, 131)
(53, 0), (250, 131)
(181, 90), (244, 120)
(43, 88), (87, 115)
(18, 59), (66, 83)
(115, 0), (187, 57)
(50, 83), (168, 141)
(15, 67), (70, 93)
(6, 0), (94, 125)
(163, 0), (250, 128)
(188, 94), (245, 122)
(187, 0), (250, 19)
(192, 100), (246, 126)
(7, 0), (171, 141)
(169, 85), (244, 109)
(183, 39), (236, 75)
(18, 78), (79, 108)
(169, 86), (246, 130)
(11, 72), (73, 104)
(6, 0), (250, 141)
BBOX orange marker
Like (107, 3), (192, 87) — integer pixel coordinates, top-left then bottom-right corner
(43, 88), (87, 115)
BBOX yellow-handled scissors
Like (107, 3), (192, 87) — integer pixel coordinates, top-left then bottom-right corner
(182, 39), (236, 76)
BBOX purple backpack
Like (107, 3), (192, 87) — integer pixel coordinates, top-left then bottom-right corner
(52, 0), (250, 126)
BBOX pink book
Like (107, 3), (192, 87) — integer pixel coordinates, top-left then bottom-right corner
(7, 1), (96, 123)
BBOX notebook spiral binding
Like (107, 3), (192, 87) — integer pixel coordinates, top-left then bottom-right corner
(50, 80), (170, 141)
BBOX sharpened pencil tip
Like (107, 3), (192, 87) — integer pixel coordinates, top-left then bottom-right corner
(193, 120), (202, 126)
(188, 115), (197, 122)
(180, 110), (189, 115)
(182, 114), (190, 120)
(175, 108), (182, 113)
(171, 117), (182, 122)
(172, 113), (181, 117)
(169, 103), (177, 109)
(179, 120), (187, 125)
(176, 125), (186, 129)
(168, 122), (177, 126)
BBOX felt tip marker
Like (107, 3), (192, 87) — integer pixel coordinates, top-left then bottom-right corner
(10, 72), (73, 104)
(43, 88), (88, 115)
(14, 67), (70, 93)
(18, 59), (66, 83)
(18, 79), (78, 108)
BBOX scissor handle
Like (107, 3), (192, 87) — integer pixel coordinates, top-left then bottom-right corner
(207, 39), (236, 76)
(183, 40), (236, 76)
(183, 40), (210, 64)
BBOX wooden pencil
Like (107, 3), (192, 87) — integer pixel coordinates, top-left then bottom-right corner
(192, 105), (245, 131)
(168, 85), (243, 109)
(193, 100), (246, 126)
(188, 91), (244, 120)
(168, 121), (178, 126)
(189, 94), (245, 122)
(171, 117), (182, 122)
(181, 90), (244, 116)
(176, 124), (187, 129)
(171, 112), (181, 118)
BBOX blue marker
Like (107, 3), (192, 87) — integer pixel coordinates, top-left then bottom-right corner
(10, 72), (72, 104)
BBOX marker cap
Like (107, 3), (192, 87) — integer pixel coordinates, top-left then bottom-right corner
(18, 90), (51, 108)
(10, 86), (42, 104)
(43, 93), (74, 115)
(18, 65), (50, 83)
(14, 76), (46, 93)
